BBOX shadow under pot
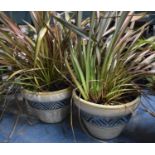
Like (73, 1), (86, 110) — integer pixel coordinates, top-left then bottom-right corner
(73, 89), (140, 140)
(22, 87), (72, 123)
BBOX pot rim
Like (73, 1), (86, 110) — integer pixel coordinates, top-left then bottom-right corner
(73, 89), (140, 109)
(22, 86), (72, 96)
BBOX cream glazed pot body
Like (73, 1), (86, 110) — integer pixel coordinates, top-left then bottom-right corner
(73, 89), (140, 140)
(22, 87), (72, 123)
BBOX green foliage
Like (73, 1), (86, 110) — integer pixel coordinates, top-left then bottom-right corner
(138, 37), (155, 90)
(0, 11), (70, 91)
(56, 11), (155, 105)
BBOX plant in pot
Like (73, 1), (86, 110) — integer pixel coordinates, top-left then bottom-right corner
(0, 11), (72, 123)
(55, 11), (155, 139)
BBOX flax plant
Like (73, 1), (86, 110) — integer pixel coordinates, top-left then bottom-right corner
(0, 11), (70, 92)
(55, 11), (155, 105)
(137, 37), (155, 91)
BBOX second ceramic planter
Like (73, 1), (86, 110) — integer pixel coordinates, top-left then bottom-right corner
(73, 89), (140, 140)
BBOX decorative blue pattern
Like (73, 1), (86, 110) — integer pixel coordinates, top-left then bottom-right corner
(26, 98), (70, 110)
(81, 111), (131, 127)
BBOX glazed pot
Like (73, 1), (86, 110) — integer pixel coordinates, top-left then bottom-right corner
(73, 89), (140, 140)
(22, 87), (72, 123)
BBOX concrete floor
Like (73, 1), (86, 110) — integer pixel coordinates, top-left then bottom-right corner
(0, 95), (155, 143)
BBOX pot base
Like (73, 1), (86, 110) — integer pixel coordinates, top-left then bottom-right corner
(27, 104), (69, 123)
(81, 111), (132, 140)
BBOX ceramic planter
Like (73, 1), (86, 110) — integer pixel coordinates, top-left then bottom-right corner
(22, 87), (72, 123)
(73, 89), (140, 140)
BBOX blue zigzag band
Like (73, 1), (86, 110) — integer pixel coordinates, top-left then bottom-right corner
(26, 98), (70, 110)
(81, 111), (132, 127)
